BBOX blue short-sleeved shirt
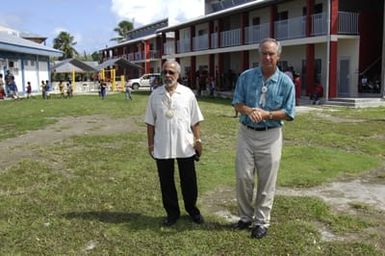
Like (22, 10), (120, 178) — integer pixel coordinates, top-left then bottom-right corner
(232, 67), (295, 128)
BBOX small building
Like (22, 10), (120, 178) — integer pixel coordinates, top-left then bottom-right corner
(0, 26), (62, 95)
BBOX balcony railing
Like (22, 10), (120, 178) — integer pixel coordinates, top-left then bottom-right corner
(134, 51), (144, 60)
(177, 39), (191, 53)
(275, 16), (306, 40)
(274, 11), (358, 40)
(220, 28), (241, 47)
(338, 11), (359, 34)
(193, 34), (209, 51)
(164, 41), (175, 55)
(211, 33), (218, 48)
(245, 23), (270, 44)
(311, 12), (327, 36)
(148, 50), (159, 59)
(115, 11), (360, 57)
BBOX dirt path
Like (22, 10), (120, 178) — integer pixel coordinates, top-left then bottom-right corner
(0, 115), (139, 170)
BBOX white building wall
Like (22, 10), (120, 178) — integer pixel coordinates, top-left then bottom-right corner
(196, 55), (209, 70)
(278, 0), (306, 17)
(38, 60), (49, 88)
(23, 59), (40, 92)
(249, 7), (271, 24)
(180, 57), (190, 78)
(337, 38), (360, 97)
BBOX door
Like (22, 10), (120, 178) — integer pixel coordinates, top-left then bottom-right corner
(338, 58), (350, 97)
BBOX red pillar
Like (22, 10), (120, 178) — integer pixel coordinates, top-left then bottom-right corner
(190, 25), (195, 51)
(144, 40), (150, 73)
(270, 5), (277, 38)
(218, 53), (224, 90)
(328, 0), (339, 98)
(209, 54), (215, 79)
(306, 0), (314, 36)
(240, 12), (249, 71)
(306, 44), (315, 95)
(191, 56), (196, 89)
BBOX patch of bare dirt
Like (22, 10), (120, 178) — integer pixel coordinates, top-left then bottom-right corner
(0, 115), (140, 170)
(202, 168), (385, 250)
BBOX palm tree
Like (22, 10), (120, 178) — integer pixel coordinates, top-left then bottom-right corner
(53, 31), (79, 60)
(111, 20), (134, 42)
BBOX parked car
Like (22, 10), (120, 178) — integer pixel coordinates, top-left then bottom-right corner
(127, 73), (161, 90)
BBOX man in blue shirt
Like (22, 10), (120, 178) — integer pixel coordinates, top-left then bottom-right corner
(232, 38), (295, 239)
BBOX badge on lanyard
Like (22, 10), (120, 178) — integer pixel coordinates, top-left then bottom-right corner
(259, 80), (268, 107)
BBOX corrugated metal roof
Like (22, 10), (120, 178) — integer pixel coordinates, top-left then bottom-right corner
(0, 32), (62, 57)
(52, 58), (98, 73)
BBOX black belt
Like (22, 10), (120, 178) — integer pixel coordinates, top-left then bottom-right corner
(242, 122), (278, 131)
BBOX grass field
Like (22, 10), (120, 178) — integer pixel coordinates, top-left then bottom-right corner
(0, 92), (384, 255)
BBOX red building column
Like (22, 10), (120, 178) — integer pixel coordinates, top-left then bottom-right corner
(144, 40), (150, 73)
(270, 5), (277, 38)
(190, 25), (195, 51)
(306, 0), (314, 36)
(209, 54), (215, 79)
(328, 0), (338, 98)
(240, 12), (249, 71)
(191, 56), (196, 89)
(306, 44), (315, 95)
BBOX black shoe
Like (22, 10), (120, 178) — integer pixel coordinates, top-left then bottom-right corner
(162, 217), (178, 227)
(250, 225), (268, 239)
(233, 220), (252, 230)
(191, 214), (204, 224)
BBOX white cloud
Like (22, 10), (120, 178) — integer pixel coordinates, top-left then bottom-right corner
(110, 0), (204, 27)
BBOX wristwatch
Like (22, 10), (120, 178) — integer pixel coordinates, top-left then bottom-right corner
(195, 138), (202, 144)
(269, 111), (273, 120)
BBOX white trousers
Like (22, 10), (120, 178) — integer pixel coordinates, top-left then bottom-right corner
(235, 124), (282, 228)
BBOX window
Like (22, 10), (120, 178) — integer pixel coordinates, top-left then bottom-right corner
(277, 11), (288, 21)
(252, 17), (260, 26)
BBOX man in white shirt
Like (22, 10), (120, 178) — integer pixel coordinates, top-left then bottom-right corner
(144, 60), (204, 226)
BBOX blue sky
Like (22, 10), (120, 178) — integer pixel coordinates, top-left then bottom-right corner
(0, 0), (204, 54)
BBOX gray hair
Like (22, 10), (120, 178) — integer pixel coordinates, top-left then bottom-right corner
(163, 59), (181, 74)
(259, 38), (282, 55)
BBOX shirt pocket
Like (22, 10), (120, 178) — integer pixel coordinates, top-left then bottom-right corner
(267, 95), (283, 110)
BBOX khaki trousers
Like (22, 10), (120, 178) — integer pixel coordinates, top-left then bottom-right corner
(235, 124), (282, 228)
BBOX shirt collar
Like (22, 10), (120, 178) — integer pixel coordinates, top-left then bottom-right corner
(257, 67), (280, 83)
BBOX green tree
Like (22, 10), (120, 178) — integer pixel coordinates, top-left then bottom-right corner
(91, 51), (101, 62)
(111, 20), (134, 42)
(53, 31), (79, 60)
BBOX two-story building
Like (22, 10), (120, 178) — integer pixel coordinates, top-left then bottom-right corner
(101, 0), (385, 102)
(100, 19), (170, 80)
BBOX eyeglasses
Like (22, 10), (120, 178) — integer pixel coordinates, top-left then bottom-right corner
(163, 70), (176, 75)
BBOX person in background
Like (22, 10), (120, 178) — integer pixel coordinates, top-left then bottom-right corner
(144, 60), (205, 227)
(310, 80), (323, 105)
(8, 76), (19, 99)
(125, 80), (133, 100)
(58, 80), (65, 98)
(26, 81), (32, 98)
(0, 74), (5, 99)
(232, 38), (295, 239)
(293, 72), (301, 106)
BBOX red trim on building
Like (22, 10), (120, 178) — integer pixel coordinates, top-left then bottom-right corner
(306, 0), (314, 36)
(329, 41), (338, 98)
(270, 5), (277, 38)
(209, 54), (215, 79)
(145, 40), (150, 73)
(306, 44), (315, 95)
(191, 56), (196, 89)
(330, 0), (338, 35)
(190, 25), (195, 52)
